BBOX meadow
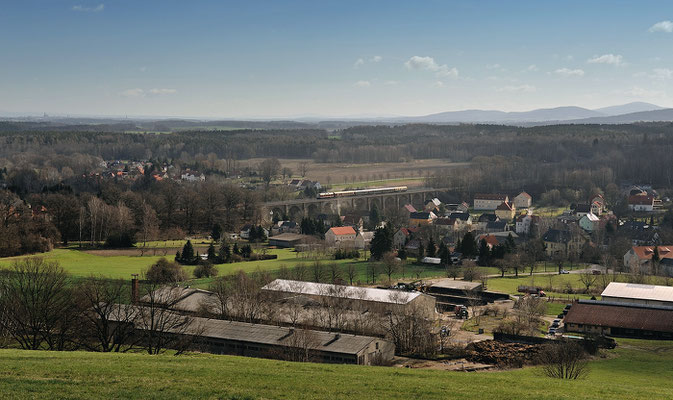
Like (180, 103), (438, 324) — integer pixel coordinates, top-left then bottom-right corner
(0, 338), (670, 399)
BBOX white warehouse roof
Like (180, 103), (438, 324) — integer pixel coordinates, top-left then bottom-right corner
(262, 279), (421, 304)
(601, 282), (673, 303)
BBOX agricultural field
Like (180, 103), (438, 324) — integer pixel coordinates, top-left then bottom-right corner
(239, 158), (470, 188)
(0, 338), (671, 399)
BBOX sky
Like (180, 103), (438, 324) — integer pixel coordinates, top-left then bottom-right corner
(2, 0), (673, 118)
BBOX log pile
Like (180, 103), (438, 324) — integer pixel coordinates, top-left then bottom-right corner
(465, 340), (544, 367)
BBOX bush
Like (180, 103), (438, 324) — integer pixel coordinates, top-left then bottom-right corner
(105, 232), (136, 248)
(145, 258), (188, 283)
(538, 341), (589, 379)
(193, 262), (218, 279)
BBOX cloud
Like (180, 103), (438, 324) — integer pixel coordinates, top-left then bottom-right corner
(496, 84), (536, 93)
(405, 56), (458, 77)
(486, 63), (501, 69)
(433, 81), (444, 88)
(354, 80), (371, 87)
(383, 80), (398, 86)
(72, 4), (104, 12)
(119, 88), (177, 97)
(148, 88), (177, 95)
(526, 64), (539, 72)
(120, 88), (145, 97)
(554, 68), (585, 77)
(651, 68), (673, 79)
(587, 54), (624, 66)
(649, 20), (673, 33)
(354, 56), (382, 68)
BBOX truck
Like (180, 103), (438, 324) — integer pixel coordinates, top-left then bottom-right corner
(454, 305), (468, 319)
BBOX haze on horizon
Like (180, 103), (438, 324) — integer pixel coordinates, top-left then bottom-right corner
(3, 0), (673, 119)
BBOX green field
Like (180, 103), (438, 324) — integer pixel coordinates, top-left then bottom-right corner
(0, 247), (451, 286)
(0, 339), (671, 399)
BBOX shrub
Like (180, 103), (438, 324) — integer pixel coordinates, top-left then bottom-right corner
(194, 262), (218, 279)
(538, 341), (589, 379)
(145, 258), (188, 283)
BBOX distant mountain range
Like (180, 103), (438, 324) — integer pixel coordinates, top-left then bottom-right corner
(2, 102), (673, 128)
(393, 102), (667, 124)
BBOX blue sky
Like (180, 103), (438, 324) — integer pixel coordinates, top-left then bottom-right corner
(2, 0), (673, 118)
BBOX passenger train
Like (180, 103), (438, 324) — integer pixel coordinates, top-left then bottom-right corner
(317, 186), (408, 199)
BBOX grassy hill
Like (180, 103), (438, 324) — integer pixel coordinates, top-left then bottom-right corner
(0, 339), (671, 399)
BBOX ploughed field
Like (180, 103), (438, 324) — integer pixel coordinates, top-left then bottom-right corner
(0, 339), (670, 399)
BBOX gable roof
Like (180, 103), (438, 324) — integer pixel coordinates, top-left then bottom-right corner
(263, 279), (422, 304)
(628, 194), (655, 205)
(449, 212), (470, 221)
(564, 300), (673, 333)
(543, 229), (572, 244)
(478, 213), (498, 222)
(397, 227), (419, 237)
(582, 213), (599, 222)
(496, 201), (513, 211)
(629, 246), (673, 260)
(478, 234), (500, 247)
(574, 203), (591, 213)
(403, 204), (417, 213)
(601, 282), (673, 303)
(515, 191), (532, 199)
(328, 226), (356, 236)
(410, 211), (434, 220)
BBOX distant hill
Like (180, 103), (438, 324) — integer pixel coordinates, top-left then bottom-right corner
(399, 106), (603, 123)
(593, 102), (664, 116)
(556, 108), (673, 125)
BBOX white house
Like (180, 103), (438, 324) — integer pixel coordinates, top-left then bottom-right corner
(354, 231), (374, 249)
(325, 226), (357, 246)
(473, 194), (509, 211)
(515, 213), (539, 235)
(628, 194), (655, 212)
(579, 213), (599, 232)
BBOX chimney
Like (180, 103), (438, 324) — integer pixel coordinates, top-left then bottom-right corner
(131, 274), (139, 304)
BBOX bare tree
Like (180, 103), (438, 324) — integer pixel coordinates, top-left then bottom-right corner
(0, 258), (75, 350)
(298, 161), (309, 178)
(539, 342), (589, 380)
(344, 263), (357, 285)
(382, 252), (400, 284)
(260, 158), (281, 189)
(579, 271), (597, 293)
(74, 277), (137, 352)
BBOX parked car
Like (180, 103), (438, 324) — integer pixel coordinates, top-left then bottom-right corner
(560, 269), (570, 274)
(548, 327), (557, 335)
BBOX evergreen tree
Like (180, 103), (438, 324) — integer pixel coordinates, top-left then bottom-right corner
(207, 242), (217, 261)
(417, 242), (425, 260)
(211, 223), (222, 241)
(370, 225), (393, 261)
(438, 242), (451, 266)
(219, 242), (231, 263)
(505, 233), (516, 253)
(233, 243), (240, 255)
(478, 239), (491, 266)
(181, 240), (195, 264)
(427, 237), (436, 257)
(397, 247), (407, 260)
(460, 232), (478, 258)
(175, 250), (182, 263)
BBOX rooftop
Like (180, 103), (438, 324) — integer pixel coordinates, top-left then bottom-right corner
(262, 279), (422, 304)
(601, 282), (673, 303)
(328, 226), (356, 236)
(431, 279), (482, 291)
(564, 300), (673, 333)
(474, 193), (508, 201)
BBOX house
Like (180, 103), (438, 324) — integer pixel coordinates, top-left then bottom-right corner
(180, 171), (206, 182)
(623, 245), (673, 272)
(354, 231), (374, 249)
(515, 213), (540, 235)
(579, 213), (600, 232)
(409, 211), (436, 226)
(325, 226), (357, 246)
(564, 300), (673, 339)
(449, 212), (472, 228)
(476, 213), (499, 230)
(477, 234), (500, 249)
(424, 198), (441, 212)
(628, 193), (655, 212)
(572, 203), (592, 217)
(495, 201), (515, 221)
(542, 228), (576, 257)
(404, 239), (422, 252)
(485, 220), (508, 233)
(446, 202), (469, 213)
(240, 224), (269, 240)
(601, 282), (673, 308)
(513, 192), (532, 209)
(473, 194), (509, 211)
(434, 218), (458, 231)
(618, 220), (660, 246)
(394, 227), (419, 248)
(273, 220), (300, 235)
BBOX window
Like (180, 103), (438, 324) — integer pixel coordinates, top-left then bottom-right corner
(375, 342), (379, 350)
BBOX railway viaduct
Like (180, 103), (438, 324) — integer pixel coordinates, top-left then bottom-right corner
(261, 187), (447, 221)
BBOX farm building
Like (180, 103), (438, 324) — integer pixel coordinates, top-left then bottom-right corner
(473, 194), (509, 211)
(601, 282), (673, 307)
(268, 233), (308, 248)
(262, 279), (437, 318)
(564, 300), (673, 339)
(325, 226), (357, 246)
(623, 246), (673, 274)
(111, 305), (394, 365)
